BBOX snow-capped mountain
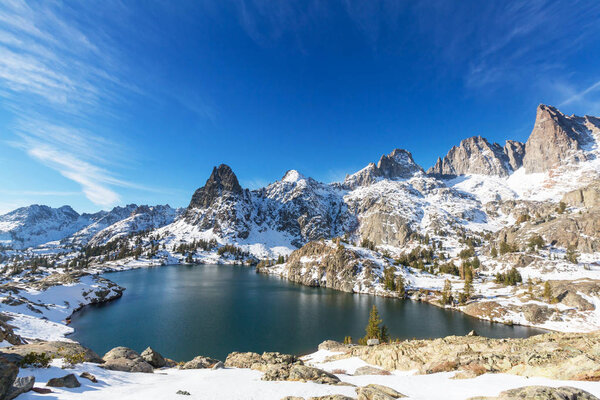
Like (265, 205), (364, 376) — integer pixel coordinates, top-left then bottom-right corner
(0, 203), (181, 249)
(2, 104), (599, 256)
(0, 205), (86, 249)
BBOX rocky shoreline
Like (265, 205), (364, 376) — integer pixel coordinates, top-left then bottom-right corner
(2, 330), (600, 399)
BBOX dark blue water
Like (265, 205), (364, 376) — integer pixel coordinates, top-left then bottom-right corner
(70, 264), (544, 361)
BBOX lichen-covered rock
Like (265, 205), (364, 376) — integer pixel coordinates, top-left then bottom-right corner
(1, 341), (102, 363)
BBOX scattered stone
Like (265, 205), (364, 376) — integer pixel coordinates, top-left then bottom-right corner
(101, 347), (154, 373)
(141, 347), (166, 368)
(467, 330), (478, 336)
(281, 397), (305, 400)
(364, 384), (405, 398)
(180, 356), (220, 370)
(309, 396), (355, 400)
(468, 385), (599, 400)
(176, 390), (191, 396)
(366, 339), (380, 346)
(212, 361), (225, 370)
(0, 358), (18, 399)
(353, 366), (389, 376)
(80, 372), (97, 383)
(318, 340), (349, 351)
(263, 364), (340, 385)
(5, 376), (35, 400)
(32, 387), (52, 394)
(1, 341), (102, 363)
(46, 373), (81, 388)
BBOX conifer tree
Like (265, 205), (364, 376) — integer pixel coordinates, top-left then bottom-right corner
(543, 281), (552, 301)
(364, 305), (389, 342)
(441, 279), (453, 305)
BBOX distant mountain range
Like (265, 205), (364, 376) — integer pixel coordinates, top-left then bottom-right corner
(2, 104), (599, 254)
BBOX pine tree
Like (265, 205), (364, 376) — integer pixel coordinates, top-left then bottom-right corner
(543, 281), (552, 301)
(364, 305), (388, 342)
(490, 247), (498, 258)
(441, 279), (453, 305)
(383, 267), (396, 291)
(463, 273), (473, 299)
(396, 275), (406, 298)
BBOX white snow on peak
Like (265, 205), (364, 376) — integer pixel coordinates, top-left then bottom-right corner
(282, 170), (305, 183)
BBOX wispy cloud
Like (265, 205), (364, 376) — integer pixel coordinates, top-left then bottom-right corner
(0, 0), (146, 207)
(559, 80), (600, 113)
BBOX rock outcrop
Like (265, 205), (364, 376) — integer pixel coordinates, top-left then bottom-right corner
(0, 341), (102, 364)
(427, 136), (523, 177)
(469, 386), (599, 400)
(523, 104), (599, 173)
(343, 149), (423, 189)
(188, 164), (244, 209)
(225, 351), (301, 371)
(328, 331), (600, 381)
(562, 182), (600, 208)
(258, 241), (383, 293)
(262, 364), (340, 385)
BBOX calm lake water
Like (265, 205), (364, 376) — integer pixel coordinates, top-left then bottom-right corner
(70, 264), (545, 361)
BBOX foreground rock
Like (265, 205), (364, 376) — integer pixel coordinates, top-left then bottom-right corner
(5, 376), (35, 400)
(180, 356), (220, 369)
(263, 364), (340, 385)
(141, 347), (166, 368)
(356, 384), (406, 400)
(0, 358), (18, 399)
(469, 385), (599, 400)
(0, 341), (102, 363)
(46, 373), (80, 388)
(326, 331), (600, 381)
(225, 351), (301, 372)
(101, 347), (153, 373)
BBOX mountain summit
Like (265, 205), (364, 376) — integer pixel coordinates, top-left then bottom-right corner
(427, 136), (524, 177)
(344, 148), (423, 189)
(188, 164), (244, 209)
(523, 104), (599, 173)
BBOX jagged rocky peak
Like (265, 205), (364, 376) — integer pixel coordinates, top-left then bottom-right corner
(188, 164), (243, 209)
(522, 104), (596, 173)
(428, 136), (524, 177)
(343, 148), (423, 189)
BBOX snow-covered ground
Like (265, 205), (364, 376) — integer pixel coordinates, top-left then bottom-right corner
(12, 353), (600, 400)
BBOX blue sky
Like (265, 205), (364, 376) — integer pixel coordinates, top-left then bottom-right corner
(1, 0), (600, 214)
